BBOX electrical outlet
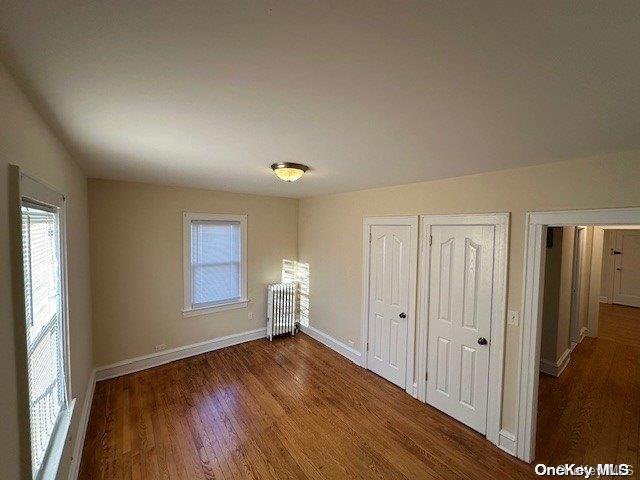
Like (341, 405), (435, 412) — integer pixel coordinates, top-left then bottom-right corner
(154, 344), (166, 352)
(248, 312), (254, 320)
(348, 339), (355, 347)
(507, 310), (519, 326)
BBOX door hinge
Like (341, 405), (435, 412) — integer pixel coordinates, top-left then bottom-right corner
(366, 341), (369, 351)
(429, 235), (432, 246)
(369, 231), (372, 243)
(425, 371), (428, 381)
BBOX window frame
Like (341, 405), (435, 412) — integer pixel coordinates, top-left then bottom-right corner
(182, 212), (248, 317)
(12, 167), (75, 480)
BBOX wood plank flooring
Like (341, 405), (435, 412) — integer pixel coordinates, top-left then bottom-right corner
(80, 333), (534, 479)
(535, 304), (640, 468)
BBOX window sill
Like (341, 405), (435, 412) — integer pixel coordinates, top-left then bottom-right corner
(39, 398), (76, 480)
(182, 299), (249, 318)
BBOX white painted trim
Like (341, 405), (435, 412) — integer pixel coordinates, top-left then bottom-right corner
(182, 298), (248, 317)
(361, 216), (419, 396)
(67, 371), (96, 480)
(14, 166), (74, 479)
(41, 399), (75, 480)
(517, 206), (640, 463)
(417, 212), (509, 449)
(498, 429), (517, 456)
(95, 328), (266, 381)
(299, 324), (362, 364)
(182, 212), (248, 314)
(569, 227), (586, 346)
(539, 348), (571, 377)
(599, 296), (610, 303)
(587, 227), (605, 338)
(570, 327), (589, 352)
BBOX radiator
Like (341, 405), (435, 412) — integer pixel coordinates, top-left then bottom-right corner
(267, 283), (297, 340)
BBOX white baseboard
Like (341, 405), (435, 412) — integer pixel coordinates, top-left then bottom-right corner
(498, 429), (517, 455)
(578, 326), (589, 345)
(570, 327), (589, 352)
(95, 328), (267, 381)
(408, 382), (418, 398)
(540, 348), (571, 377)
(67, 369), (96, 480)
(299, 324), (362, 365)
(599, 296), (610, 303)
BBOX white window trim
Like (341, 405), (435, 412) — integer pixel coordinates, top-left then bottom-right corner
(12, 166), (74, 480)
(182, 212), (248, 317)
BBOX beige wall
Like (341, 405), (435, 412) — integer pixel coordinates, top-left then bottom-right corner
(297, 151), (640, 433)
(556, 227), (575, 357)
(88, 179), (298, 366)
(0, 64), (93, 479)
(540, 228), (563, 362)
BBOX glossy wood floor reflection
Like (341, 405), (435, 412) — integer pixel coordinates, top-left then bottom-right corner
(536, 304), (640, 468)
(80, 333), (534, 479)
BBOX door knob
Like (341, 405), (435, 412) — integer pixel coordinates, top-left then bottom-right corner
(399, 312), (406, 319)
(478, 337), (488, 345)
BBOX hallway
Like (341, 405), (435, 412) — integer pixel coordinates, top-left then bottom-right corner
(535, 304), (640, 467)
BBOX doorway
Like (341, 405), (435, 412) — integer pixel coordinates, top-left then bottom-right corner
(517, 207), (640, 463)
(361, 216), (418, 392)
(612, 230), (640, 307)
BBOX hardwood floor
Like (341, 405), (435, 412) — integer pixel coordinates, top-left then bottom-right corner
(80, 333), (534, 479)
(535, 304), (640, 468)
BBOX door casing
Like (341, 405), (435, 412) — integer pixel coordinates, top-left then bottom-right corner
(361, 216), (419, 395)
(518, 207), (640, 463)
(569, 227), (587, 346)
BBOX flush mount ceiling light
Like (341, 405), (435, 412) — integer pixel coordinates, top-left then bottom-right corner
(270, 162), (309, 182)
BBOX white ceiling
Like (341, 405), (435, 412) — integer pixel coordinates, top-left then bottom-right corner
(1, 1), (639, 198)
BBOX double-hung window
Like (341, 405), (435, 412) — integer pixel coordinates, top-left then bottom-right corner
(183, 213), (248, 316)
(16, 170), (73, 480)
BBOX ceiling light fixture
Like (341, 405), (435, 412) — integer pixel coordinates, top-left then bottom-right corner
(270, 162), (309, 182)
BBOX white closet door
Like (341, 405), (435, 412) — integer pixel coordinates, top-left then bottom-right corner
(367, 224), (412, 388)
(426, 224), (495, 434)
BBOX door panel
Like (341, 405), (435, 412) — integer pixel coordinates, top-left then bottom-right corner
(367, 224), (411, 388)
(613, 230), (640, 307)
(426, 224), (495, 434)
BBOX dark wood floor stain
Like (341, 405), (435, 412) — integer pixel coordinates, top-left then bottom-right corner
(536, 304), (640, 470)
(80, 332), (535, 479)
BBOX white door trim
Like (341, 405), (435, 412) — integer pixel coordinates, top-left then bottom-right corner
(417, 212), (509, 448)
(517, 206), (640, 462)
(569, 227), (586, 346)
(361, 216), (419, 396)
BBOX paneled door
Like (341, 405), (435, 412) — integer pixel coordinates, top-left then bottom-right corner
(426, 224), (495, 434)
(613, 230), (640, 307)
(367, 224), (412, 388)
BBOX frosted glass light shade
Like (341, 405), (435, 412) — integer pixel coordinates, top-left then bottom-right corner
(271, 162), (309, 182)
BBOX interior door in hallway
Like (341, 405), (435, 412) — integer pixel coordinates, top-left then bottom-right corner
(613, 230), (640, 307)
(426, 224), (495, 434)
(367, 224), (413, 388)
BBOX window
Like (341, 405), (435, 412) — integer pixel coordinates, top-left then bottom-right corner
(183, 213), (248, 316)
(16, 170), (73, 480)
